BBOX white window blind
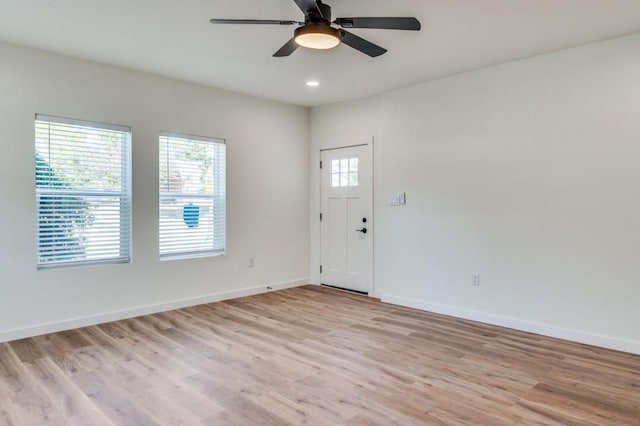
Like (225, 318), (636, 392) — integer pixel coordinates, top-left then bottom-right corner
(35, 115), (131, 268)
(159, 132), (226, 259)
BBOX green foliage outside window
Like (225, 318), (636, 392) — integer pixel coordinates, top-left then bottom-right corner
(36, 154), (94, 263)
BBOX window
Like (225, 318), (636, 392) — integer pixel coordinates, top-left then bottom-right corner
(35, 115), (131, 268)
(159, 132), (226, 259)
(331, 158), (359, 187)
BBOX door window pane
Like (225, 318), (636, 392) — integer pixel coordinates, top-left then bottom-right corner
(330, 158), (359, 187)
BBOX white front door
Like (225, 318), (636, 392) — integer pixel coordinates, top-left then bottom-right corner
(320, 144), (373, 294)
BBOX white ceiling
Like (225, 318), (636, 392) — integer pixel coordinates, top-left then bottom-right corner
(1, 0), (640, 107)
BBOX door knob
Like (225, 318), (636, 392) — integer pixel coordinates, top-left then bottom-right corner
(356, 228), (367, 234)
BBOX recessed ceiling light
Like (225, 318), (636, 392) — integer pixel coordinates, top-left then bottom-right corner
(306, 81), (320, 87)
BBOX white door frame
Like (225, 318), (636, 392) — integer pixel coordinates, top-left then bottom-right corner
(319, 141), (374, 296)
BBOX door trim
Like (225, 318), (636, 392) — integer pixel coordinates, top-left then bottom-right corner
(319, 141), (375, 296)
(320, 143), (368, 152)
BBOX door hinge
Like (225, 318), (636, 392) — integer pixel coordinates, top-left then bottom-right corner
(320, 161), (323, 169)
(320, 265), (323, 274)
(320, 213), (323, 222)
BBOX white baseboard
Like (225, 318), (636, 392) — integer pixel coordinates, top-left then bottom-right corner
(0, 278), (309, 344)
(382, 294), (640, 356)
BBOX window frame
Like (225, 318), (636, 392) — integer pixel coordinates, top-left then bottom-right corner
(158, 131), (226, 261)
(35, 114), (132, 269)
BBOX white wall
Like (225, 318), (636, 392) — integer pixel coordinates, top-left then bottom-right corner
(310, 34), (640, 354)
(0, 42), (310, 341)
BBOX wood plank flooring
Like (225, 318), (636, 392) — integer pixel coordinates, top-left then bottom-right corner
(0, 285), (639, 425)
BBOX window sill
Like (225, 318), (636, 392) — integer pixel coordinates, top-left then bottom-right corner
(159, 250), (225, 262)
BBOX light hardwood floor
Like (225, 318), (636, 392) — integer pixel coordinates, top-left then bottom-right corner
(0, 285), (639, 425)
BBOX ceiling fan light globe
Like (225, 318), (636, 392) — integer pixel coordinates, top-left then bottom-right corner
(295, 33), (340, 49)
(294, 24), (340, 50)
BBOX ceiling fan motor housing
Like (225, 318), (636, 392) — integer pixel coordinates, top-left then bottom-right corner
(316, 2), (332, 22)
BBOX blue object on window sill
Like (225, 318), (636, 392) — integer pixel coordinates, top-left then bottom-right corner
(183, 203), (200, 228)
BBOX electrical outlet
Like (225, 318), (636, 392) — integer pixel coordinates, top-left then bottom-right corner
(248, 257), (255, 268)
(472, 274), (480, 286)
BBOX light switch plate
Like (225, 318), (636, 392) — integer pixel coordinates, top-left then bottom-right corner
(388, 192), (407, 206)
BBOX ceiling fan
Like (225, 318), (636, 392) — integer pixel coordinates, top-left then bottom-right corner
(209, 0), (421, 58)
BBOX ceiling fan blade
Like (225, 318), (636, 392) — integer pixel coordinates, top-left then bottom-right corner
(209, 19), (300, 25)
(334, 17), (421, 31)
(273, 38), (299, 57)
(339, 29), (387, 57)
(293, 0), (323, 18)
